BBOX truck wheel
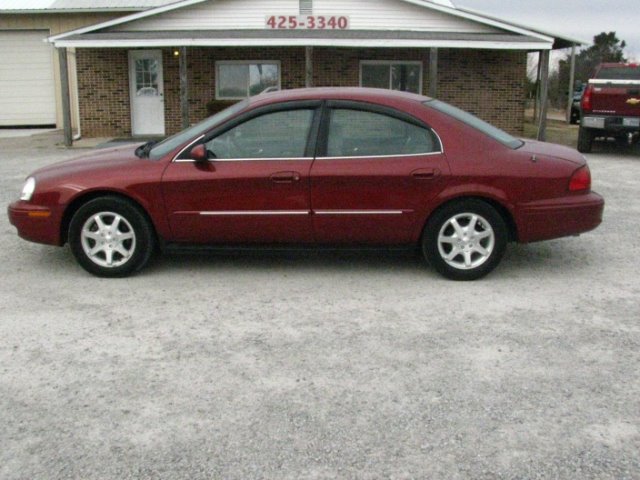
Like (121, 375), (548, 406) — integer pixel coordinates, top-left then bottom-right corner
(577, 127), (594, 153)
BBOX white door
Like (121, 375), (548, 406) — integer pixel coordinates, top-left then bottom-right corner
(129, 50), (165, 136)
(0, 30), (56, 126)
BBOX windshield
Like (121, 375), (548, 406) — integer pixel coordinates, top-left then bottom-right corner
(424, 99), (524, 149)
(595, 66), (640, 80)
(148, 100), (249, 160)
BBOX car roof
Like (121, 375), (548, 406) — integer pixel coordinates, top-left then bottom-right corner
(247, 87), (433, 108)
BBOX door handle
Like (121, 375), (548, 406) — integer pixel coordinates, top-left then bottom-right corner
(411, 168), (440, 180)
(270, 171), (300, 183)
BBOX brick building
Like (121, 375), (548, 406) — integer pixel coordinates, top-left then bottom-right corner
(48, 0), (575, 140)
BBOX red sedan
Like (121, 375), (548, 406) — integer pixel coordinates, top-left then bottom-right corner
(8, 88), (604, 280)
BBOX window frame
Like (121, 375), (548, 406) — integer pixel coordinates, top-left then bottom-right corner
(215, 60), (282, 100)
(359, 60), (424, 95)
(316, 100), (443, 159)
(175, 100), (323, 162)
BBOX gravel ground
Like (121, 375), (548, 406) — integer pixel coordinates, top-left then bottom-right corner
(1, 132), (639, 479)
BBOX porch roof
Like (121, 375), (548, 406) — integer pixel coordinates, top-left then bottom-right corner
(47, 0), (582, 52)
(54, 29), (549, 50)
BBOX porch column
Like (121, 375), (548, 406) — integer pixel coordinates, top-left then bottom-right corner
(537, 49), (550, 141)
(57, 47), (73, 147)
(566, 43), (577, 123)
(179, 47), (189, 129)
(428, 47), (438, 98)
(305, 46), (313, 88)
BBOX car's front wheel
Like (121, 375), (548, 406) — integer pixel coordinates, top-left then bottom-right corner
(422, 199), (508, 281)
(68, 196), (155, 277)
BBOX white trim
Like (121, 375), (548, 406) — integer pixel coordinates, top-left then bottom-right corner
(455, 5), (586, 46)
(589, 79), (640, 86)
(176, 157), (311, 162)
(198, 209), (409, 216)
(400, 0), (555, 43)
(47, 0), (560, 48)
(47, 0), (209, 42)
(0, 8), (146, 13)
(215, 60), (281, 100)
(319, 151), (442, 159)
(359, 60), (423, 94)
(52, 38), (552, 50)
(200, 210), (310, 216)
(314, 210), (406, 215)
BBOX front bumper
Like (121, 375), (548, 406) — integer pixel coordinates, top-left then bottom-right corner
(8, 201), (63, 246)
(517, 192), (605, 243)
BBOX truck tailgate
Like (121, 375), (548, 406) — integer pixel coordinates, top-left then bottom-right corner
(590, 81), (640, 116)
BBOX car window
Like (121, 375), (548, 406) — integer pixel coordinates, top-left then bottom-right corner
(149, 99), (248, 160)
(424, 99), (523, 149)
(594, 65), (640, 80)
(325, 108), (439, 157)
(205, 109), (314, 159)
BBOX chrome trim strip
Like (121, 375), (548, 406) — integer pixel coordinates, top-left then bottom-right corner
(175, 156), (310, 163)
(432, 129), (445, 154)
(200, 210), (310, 216)
(198, 209), (407, 216)
(318, 151), (442, 160)
(172, 134), (205, 162)
(314, 210), (406, 215)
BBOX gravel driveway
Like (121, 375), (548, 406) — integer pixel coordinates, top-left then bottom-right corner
(1, 132), (639, 479)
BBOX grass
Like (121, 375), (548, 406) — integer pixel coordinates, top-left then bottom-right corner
(523, 117), (579, 147)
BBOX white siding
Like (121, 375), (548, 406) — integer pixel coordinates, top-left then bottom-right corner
(115, 0), (500, 33)
(117, 0), (299, 31)
(0, 30), (56, 126)
(313, 0), (498, 32)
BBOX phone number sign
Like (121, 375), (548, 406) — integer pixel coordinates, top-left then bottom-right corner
(266, 15), (350, 30)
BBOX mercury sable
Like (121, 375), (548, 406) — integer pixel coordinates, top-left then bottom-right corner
(8, 88), (604, 280)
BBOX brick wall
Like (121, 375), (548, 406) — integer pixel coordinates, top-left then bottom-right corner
(76, 46), (526, 138)
(76, 48), (131, 137)
(437, 49), (526, 133)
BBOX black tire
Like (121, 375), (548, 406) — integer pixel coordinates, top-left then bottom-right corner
(577, 126), (594, 153)
(68, 196), (155, 277)
(422, 199), (508, 281)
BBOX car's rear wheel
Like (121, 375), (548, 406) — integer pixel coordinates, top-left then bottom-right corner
(577, 126), (594, 153)
(68, 196), (155, 277)
(422, 199), (507, 281)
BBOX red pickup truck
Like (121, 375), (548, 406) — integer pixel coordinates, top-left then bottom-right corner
(578, 63), (640, 153)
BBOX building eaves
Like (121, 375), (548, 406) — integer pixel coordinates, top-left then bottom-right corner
(54, 29), (550, 50)
(455, 5), (586, 49)
(0, 0), (174, 12)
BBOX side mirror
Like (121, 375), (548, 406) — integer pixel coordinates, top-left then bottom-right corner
(189, 144), (208, 162)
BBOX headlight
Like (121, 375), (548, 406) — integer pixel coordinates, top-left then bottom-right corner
(20, 177), (36, 201)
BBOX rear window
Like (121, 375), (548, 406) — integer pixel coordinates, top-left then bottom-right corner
(424, 99), (523, 149)
(595, 66), (640, 80)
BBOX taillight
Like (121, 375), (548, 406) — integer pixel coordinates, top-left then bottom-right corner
(581, 84), (593, 113)
(569, 165), (591, 192)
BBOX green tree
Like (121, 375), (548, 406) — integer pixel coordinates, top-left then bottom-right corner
(553, 32), (627, 109)
(559, 31), (627, 91)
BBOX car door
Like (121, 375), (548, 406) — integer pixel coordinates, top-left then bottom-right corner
(161, 103), (321, 244)
(310, 102), (450, 244)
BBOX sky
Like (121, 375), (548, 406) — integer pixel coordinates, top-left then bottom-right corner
(455, 0), (640, 61)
